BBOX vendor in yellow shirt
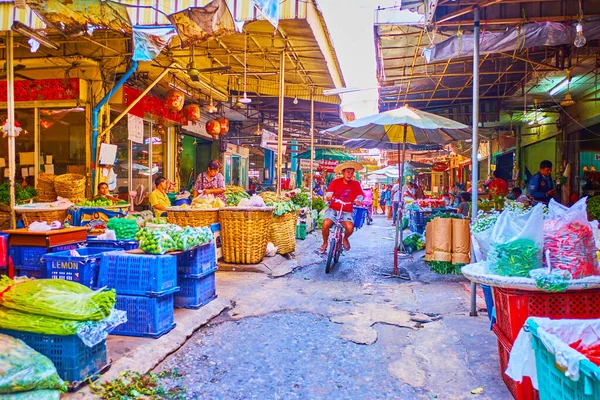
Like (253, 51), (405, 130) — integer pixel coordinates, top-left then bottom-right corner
(148, 176), (171, 217)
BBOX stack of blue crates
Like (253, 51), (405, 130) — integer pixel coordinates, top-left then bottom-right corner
(9, 241), (85, 279)
(97, 251), (178, 338)
(175, 242), (217, 309)
(43, 247), (119, 288)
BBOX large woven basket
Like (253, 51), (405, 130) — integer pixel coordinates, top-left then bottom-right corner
(166, 208), (220, 227)
(36, 172), (57, 202)
(19, 209), (69, 225)
(270, 211), (297, 254)
(219, 207), (274, 264)
(54, 174), (86, 203)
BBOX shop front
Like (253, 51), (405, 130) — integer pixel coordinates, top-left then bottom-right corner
(223, 143), (249, 189)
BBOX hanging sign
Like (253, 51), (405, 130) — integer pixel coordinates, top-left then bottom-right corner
(127, 114), (144, 144)
(318, 160), (338, 173)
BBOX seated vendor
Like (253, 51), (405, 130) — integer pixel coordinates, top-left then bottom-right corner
(94, 182), (120, 203)
(148, 176), (170, 217)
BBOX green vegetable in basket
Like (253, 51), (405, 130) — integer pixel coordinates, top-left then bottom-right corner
(0, 333), (67, 394)
(266, 200), (299, 217)
(291, 192), (310, 208)
(0, 277), (115, 321)
(487, 238), (541, 277)
(76, 197), (113, 207)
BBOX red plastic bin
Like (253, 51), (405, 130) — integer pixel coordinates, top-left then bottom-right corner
(492, 324), (539, 400)
(492, 286), (600, 343)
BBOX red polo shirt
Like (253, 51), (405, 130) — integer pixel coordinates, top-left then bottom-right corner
(327, 178), (364, 212)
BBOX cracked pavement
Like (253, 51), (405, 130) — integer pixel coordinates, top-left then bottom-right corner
(154, 215), (511, 400)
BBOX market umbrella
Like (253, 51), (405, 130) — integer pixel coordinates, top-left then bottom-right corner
(296, 148), (356, 161)
(325, 105), (471, 277)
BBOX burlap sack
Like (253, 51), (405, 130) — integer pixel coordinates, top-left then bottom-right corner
(451, 219), (471, 264)
(425, 221), (433, 261)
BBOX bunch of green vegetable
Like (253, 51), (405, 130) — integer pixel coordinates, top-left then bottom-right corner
(0, 333), (67, 394)
(311, 197), (326, 213)
(487, 238), (542, 277)
(225, 186), (250, 206)
(403, 233), (425, 254)
(107, 218), (139, 240)
(291, 192), (310, 208)
(76, 197), (113, 207)
(588, 196), (600, 221)
(426, 260), (463, 275)
(470, 210), (499, 233)
(503, 200), (531, 214)
(0, 277), (116, 321)
(152, 217), (168, 224)
(266, 200), (299, 217)
(0, 184), (37, 204)
(91, 370), (185, 400)
(425, 212), (463, 223)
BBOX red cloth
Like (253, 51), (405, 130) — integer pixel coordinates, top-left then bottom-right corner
(327, 178), (364, 212)
(488, 178), (509, 197)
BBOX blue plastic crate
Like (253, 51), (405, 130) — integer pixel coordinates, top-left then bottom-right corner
(409, 221), (425, 234)
(15, 265), (47, 279)
(9, 242), (86, 268)
(0, 329), (107, 383)
(410, 210), (433, 226)
(43, 247), (118, 288)
(353, 206), (367, 229)
(175, 269), (217, 309)
(528, 319), (600, 400)
(176, 243), (216, 275)
(87, 238), (138, 251)
(97, 251), (178, 296)
(112, 290), (177, 338)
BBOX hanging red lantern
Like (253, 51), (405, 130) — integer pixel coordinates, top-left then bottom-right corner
(165, 89), (185, 112)
(206, 119), (221, 137)
(216, 117), (229, 135)
(183, 104), (201, 123)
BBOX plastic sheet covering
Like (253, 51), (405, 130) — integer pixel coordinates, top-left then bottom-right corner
(461, 262), (600, 291)
(253, 0), (280, 29)
(26, 0), (131, 36)
(507, 317), (600, 389)
(0, 333), (66, 394)
(424, 21), (600, 64)
(0, 391), (61, 400)
(0, 277), (116, 321)
(167, 0), (237, 46)
(0, 307), (126, 347)
(132, 26), (178, 62)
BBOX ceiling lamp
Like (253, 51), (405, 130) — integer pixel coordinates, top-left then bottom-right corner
(252, 122), (262, 136)
(561, 92), (576, 107)
(239, 32), (252, 104)
(204, 99), (217, 114)
(233, 99), (244, 109)
(293, 95), (299, 105)
(574, 22), (586, 48)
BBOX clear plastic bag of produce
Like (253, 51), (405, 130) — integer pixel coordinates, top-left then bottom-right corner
(106, 218), (139, 240)
(0, 307), (126, 347)
(137, 228), (177, 254)
(544, 198), (600, 278)
(486, 205), (544, 276)
(0, 277), (115, 321)
(0, 333), (66, 394)
(0, 390), (62, 400)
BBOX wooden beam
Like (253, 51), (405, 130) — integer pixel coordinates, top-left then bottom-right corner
(437, 0), (502, 24)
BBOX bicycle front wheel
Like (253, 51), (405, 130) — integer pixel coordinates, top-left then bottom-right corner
(326, 238), (337, 274)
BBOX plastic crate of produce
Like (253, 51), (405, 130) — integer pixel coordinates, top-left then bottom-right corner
(175, 268), (217, 309)
(176, 243), (216, 275)
(527, 319), (600, 400)
(492, 324), (539, 400)
(97, 251), (178, 296)
(10, 242), (86, 268)
(409, 221), (425, 235)
(112, 290), (177, 338)
(44, 247), (118, 288)
(0, 329), (107, 384)
(15, 265), (47, 279)
(492, 287), (600, 343)
(352, 206), (367, 229)
(410, 210), (433, 226)
(87, 238), (138, 251)
(296, 224), (307, 240)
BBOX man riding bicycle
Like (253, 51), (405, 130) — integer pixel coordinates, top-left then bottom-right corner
(317, 161), (364, 254)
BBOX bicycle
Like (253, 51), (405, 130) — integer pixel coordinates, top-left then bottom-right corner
(325, 199), (352, 274)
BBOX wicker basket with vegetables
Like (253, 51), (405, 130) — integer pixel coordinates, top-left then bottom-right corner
(225, 185), (250, 206)
(260, 192), (299, 255)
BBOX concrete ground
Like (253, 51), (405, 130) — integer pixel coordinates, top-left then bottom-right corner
(68, 214), (511, 400)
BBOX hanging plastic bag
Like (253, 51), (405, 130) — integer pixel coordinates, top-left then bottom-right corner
(487, 205), (544, 276)
(544, 198), (600, 279)
(0, 333), (66, 394)
(0, 277), (115, 321)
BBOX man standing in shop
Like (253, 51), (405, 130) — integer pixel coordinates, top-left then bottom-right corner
(529, 160), (556, 205)
(148, 176), (171, 217)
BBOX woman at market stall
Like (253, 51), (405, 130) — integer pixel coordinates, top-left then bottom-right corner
(94, 182), (120, 203)
(148, 176), (170, 217)
(193, 160), (226, 202)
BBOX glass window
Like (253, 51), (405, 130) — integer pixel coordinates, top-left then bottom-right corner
(110, 112), (130, 196)
(0, 108), (35, 186)
(39, 107), (86, 176)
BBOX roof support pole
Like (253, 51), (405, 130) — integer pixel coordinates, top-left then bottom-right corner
(277, 50), (286, 195)
(310, 89), (314, 202)
(6, 31), (16, 228)
(470, 6), (480, 317)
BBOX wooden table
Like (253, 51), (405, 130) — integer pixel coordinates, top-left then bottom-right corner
(2, 226), (88, 248)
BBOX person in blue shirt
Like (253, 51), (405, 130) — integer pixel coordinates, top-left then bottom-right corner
(529, 160), (556, 205)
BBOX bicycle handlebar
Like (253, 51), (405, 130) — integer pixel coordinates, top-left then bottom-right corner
(332, 198), (352, 206)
